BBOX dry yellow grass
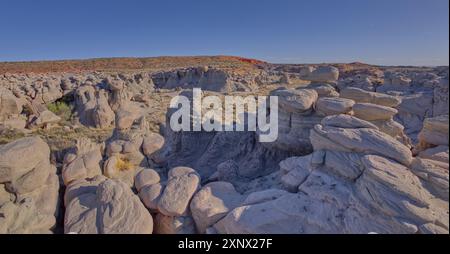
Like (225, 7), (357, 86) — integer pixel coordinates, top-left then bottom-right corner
(115, 156), (134, 171)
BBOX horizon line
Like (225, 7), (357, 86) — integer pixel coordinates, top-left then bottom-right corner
(0, 55), (448, 68)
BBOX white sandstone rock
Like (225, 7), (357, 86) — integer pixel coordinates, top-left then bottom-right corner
(64, 178), (153, 234)
(353, 103), (398, 121)
(271, 88), (318, 113)
(321, 114), (378, 129)
(154, 213), (197, 234)
(62, 138), (103, 185)
(157, 167), (201, 216)
(418, 145), (449, 163)
(310, 124), (413, 166)
(303, 66), (339, 83)
(340, 87), (401, 107)
(418, 115), (449, 147)
(0, 137), (59, 233)
(134, 168), (161, 192)
(316, 97), (354, 116)
(190, 181), (244, 233)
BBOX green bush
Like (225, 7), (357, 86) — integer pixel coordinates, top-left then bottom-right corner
(46, 101), (73, 121)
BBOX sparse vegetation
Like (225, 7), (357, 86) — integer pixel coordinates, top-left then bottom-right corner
(115, 156), (134, 171)
(0, 56), (262, 75)
(34, 125), (113, 152)
(46, 100), (73, 122)
(0, 129), (25, 145)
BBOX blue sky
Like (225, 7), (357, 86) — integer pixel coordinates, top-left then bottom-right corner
(0, 0), (448, 65)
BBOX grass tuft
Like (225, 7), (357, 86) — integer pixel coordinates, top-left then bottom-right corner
(115, 156), (134, 171)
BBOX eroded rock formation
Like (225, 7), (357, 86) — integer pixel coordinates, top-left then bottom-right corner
(0, 137), (59, 233)
(0, 61), (448, 234)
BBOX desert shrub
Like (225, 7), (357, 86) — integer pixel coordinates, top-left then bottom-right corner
(115, 157), (134, 171)
(46, 101), (73, 121)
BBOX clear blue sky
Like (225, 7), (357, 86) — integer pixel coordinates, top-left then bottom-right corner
(0, 0), (448, 65)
